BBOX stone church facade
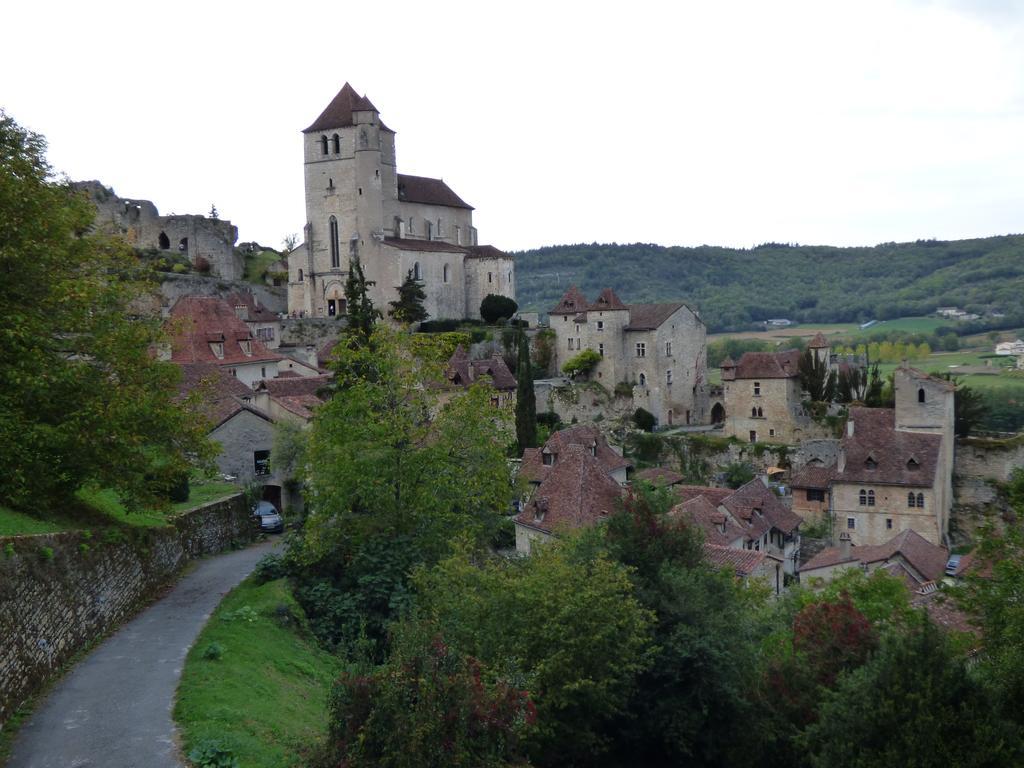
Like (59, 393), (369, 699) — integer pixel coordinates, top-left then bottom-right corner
(548, 286), (710, 427)
(287, 83), (515, 321)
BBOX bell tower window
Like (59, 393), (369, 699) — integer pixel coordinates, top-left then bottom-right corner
(320, 135), (329, 155)
(329, 216), (340, 269)
(332, 133), (340, 153)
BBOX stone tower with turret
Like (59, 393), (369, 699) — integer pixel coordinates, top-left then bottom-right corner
(288, 83), (515, 321)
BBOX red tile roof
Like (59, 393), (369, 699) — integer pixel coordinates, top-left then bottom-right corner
(802, 529), (948, 583)
(730, 349), (802, 379)
(514, 445), (624, 535)
(225, 292), (278, 323)
(790, 465), (836, 490)
(174, 362), (259, 428)
(836, 407), (940, 487)
(519, 425), (631, 483)
(703, 544), (772, 577)
(675, 496), (746, 546)
(588, 288), (628, 311)
(397, 173), (473, 210)
(550, 286), (590, 315)
(257, 374), (333, 398)
(911, 588), (977, 635)
(808, 332), (830, 349)
(674, 485), (734, 506)
(670, 479), (801, 544)
(445, 346), (517, 391)
(722, 478), (803, 535)
(167, 297), (282, 367)
(625, 303), (687, 331)
(634, 467), (684, 487)
(303, 82), (391, 133)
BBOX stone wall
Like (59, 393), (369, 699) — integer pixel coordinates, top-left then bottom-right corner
(951, 436), (1024, 542)
(0, 495), (256, 728)
(158, 273), (286, 316)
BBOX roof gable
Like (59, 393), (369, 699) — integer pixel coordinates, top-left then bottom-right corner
(304, 82), (380, 133)
(550, 286), (589, 315)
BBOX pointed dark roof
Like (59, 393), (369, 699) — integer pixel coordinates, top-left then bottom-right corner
(625, 302), (687, 331)
(588, 288), (627, 311)
(304, 82), (383, 133)
(808, 332), (830, 349)
(396, 174), (473, 210)
(549, 286), (589, 315)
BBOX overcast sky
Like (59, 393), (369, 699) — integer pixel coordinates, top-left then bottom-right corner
(4, 0), (1023, 252)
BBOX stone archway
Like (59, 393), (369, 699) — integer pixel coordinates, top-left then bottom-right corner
(323, 281), (346, 317)
(711, 402), (726, 424)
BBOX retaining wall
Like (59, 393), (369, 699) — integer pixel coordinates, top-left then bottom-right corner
(0, 494), (255, 728)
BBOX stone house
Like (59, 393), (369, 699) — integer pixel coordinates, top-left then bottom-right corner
(77, 181), (242, 280)
(167, 296), (285, 388)
(547, 286), (709, 427)
(513, 444), (624, 555)
(287, 83), (515, 321)
(225, 292), (281, 350)
(721, 349), (811, 444)
(703, 544), (785, 594)
(444, 346), (517, 408)
(789, 465), (834, 523)
(519, 425), (633, 489)
(670, 477), (803, 578)
(252, 375), (333, 425)
(800, 529), (949, 588)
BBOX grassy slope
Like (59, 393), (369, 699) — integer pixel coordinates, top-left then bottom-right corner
(243, 249), (283, 283)
(174, 577), (341, 768)
(0, 506), (72, 535)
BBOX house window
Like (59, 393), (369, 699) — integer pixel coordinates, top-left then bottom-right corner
(859, 489), (868, 506)
(636, 342), (646, 358)
(256, 327), (274, 341)
(665, 341), (672, 357)
(210, 342), (224, 359)
(261, 366), (266, 378)
(751, 407), (758, 417)
(488, 272), (493, 283)
(847, 517), (856, 530)
(443, 264), (449, 283)
(918, 388), (926, 403)
(329, 216), (340, 268)
(598, 343), (604, 357)
(807, 489), (825, 502)
(666, 370), (673, 385)
(568, 338), (574, 350)
(753, 382), (761, 397)
(254, 450), (271, 476)
(917, 492), (924, 508)
(769, 428), (776, 437)
(298, 268), (303, 282)
(240, 340), (251, 355)
(908, 492), (917, 508)
(886, 518), (894, 530)
(749, 430), (758, 443)
(596, 321), (604, 331)
(639, 373), (647, 387)
(868, 490), (875, 506)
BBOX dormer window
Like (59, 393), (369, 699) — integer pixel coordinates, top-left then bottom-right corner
(240, 340), (252, 356)
(542, 451), (554, 466)
(589, 443), (597, 457)
(210, 342), (224, 359)
(865, 456), (878, 470)
(907, 457), (920, 471)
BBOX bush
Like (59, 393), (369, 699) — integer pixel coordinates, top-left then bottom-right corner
(188, 740), (238, 768)
(490, 516), (516, 550)
(167, 472), (190, 503)
(252, 552), (287, 584)
(633, 407), (656, 432)
(562, 349), (602, 378)
(723, 461), (755, 488)
(201, 642), (224, 661)
(480, 294), (518, 323)
(537, 411), (561, 428)
(614, 381), (634, 398)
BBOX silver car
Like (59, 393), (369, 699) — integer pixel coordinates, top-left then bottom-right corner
(252, 500), (284, 533)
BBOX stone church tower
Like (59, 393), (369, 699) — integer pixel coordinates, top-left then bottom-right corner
(288, 83), (515, 321)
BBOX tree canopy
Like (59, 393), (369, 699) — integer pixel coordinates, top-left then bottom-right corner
(0, 111), (211, 511)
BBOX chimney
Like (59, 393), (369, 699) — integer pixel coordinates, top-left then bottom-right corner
(839, 531), (852, 560)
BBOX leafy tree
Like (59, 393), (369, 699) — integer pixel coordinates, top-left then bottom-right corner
(0, 111), (213, 511)
(515, 330), (537, 452)
(804, 615), (1020, 767)
(321, 621), (534, 768)
(561, 348), (602, 378)
(723, 461), (755, 489)
(293, 328), (512, 652)
(344, 255), (381, 347)
(798, 348), (836, 402)
(388, 269), (428, 325)
(532, 328), (556, 377)
(413, 539), (655, 766)
(479, 293), (517, 324)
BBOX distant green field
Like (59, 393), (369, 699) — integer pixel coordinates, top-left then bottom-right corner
(850, 317), (947, 336)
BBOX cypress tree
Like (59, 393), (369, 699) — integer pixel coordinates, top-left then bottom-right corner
(388, 269), (429, 325)
(515, 330), (537, 452)
(344, 256), (381, 347)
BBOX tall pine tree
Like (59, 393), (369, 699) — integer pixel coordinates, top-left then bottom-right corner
(344, 256), (381, 347)
(388, 269), (429, 325)
(515, 329), (537, 452)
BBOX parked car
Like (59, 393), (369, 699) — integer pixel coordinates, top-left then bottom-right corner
(252, 500), (284, 533)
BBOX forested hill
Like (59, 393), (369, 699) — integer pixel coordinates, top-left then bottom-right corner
(511, 236), (1024, 332)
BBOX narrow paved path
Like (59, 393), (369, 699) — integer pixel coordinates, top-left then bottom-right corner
(7, 539), (281, 768)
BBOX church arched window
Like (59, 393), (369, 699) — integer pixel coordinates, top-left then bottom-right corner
(321, 135), (329, 155)
(329, 216), (340, 269)
(639, 373), (647, 387)
(443, 264), (449, 283)
(332, 133), (340, 153)
(413, 262), (421, 281)
(908, 492), (916, 507)
(158, 231), (170, 250)
(917, 493), (925, 508)
(918, 388), (926, 403)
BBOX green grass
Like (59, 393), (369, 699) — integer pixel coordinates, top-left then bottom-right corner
(174, 577), (341, 767)
(243, 249), (284, 283)
(172, 480), (240, 513)
(75, 487), (172, 528)
(0, 505), (76, 536)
